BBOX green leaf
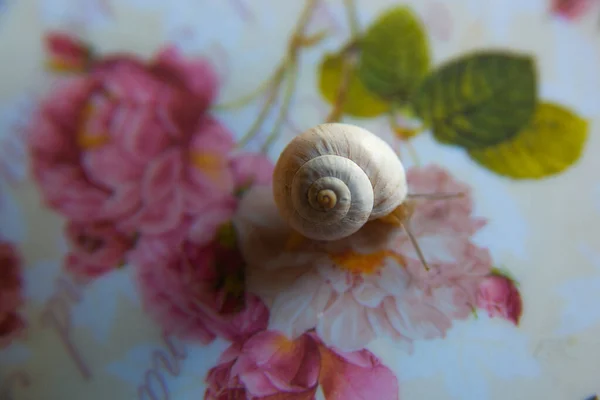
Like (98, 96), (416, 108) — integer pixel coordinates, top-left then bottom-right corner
(358, 6), (431, 102)
(412, 51), (537, 149)
(468, 102), (588, 179)
(318, 51), (389, 118)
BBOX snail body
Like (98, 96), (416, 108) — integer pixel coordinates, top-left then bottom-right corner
(273, 123), (407, 241)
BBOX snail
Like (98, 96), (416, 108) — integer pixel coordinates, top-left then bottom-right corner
(273, 122), (465, 272)
(273, 122), (407, 241)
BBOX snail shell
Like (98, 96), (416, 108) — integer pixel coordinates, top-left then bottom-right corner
(273, 123), (407, 241)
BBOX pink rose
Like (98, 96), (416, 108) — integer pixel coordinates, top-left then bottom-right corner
(64, 220), (134, 282)
(45, 32), (93, 73)
(316, 339), (399, 400)
(477, 274), (523, 325)
(205, 331), (320, 400)
(133, 204), (269, 343)
(205, 331), (399, 400)
(0, 241), (25, 348)
(29, 40), (235, 236)
(206, 331), (319, 400)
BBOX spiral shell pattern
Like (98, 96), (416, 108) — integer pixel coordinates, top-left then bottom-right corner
(273, 123), (408, 241)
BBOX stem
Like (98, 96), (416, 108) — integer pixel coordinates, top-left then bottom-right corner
(295, 0), (319, 33)
(388, 110), (422, 167)
(325, 49), (357, 123)
(236, 0), (318, 149)
(214, 76), (276, 111)
(325, 0), (361, 123)
(237, 66), (287, 148)
(343, 0), (360, 36)
(408, 192), (465, 200)
(261, 62), (299, 154)
(405, 141), (421, 167)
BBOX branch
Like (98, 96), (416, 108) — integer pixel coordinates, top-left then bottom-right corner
(261, 62), (299, 154)
(235, 0), (318, 149)
(237, 65), (287, 148)
(343, 0), (360, 36)
(325, 46), (359, 123)
(325, 0), (361, 123)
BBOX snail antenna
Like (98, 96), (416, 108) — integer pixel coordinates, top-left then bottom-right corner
(407, 192), (465, 200)
(400, 221), (430, 272)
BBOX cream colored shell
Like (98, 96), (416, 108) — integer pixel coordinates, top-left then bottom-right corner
(273, 123), (407, 241)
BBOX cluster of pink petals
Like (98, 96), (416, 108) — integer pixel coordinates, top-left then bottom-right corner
(129, 151), (274, 344)
(205, 330), (399, 400)
(550, 0), (599, 20)
(29, 34), (273, 281)
(29, 45), (225, 235)
(131, 203), (270, 344)
(0, 240), (25, 348)
(235, 165), (495, 352)
(64, 220), (134, 282)
(477, 274), (523, 325)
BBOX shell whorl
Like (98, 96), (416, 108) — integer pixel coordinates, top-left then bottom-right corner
(273, 123), (407, 241)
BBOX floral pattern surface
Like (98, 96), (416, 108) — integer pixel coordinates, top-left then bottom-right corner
(1, 0), (600, 399)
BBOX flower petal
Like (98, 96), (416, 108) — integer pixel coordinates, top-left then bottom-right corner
(318, 343), (399, 400)
(318, 294), (376, 352)
(270, 271), (325, 339)
(153, 46), (219, 106)
(120, 189), (183, 234)
(141, 148), (182, 201)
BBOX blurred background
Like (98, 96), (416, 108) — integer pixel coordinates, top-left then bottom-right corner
(0, 1), (599, 399)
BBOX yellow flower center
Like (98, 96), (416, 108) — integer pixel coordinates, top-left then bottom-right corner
(284, 230), (307, 252)
(273, 334), (297, 353)
(378, 203), (414, 227)
(190, 151), (229, 189)
(77, 103), (111, 150)
(330, 249), (404, 275)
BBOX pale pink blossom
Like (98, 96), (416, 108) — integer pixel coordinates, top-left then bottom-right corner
(64, 220), (134, 281)
(0, 241), (25, 348)
(29, 40), (234, 236)
(235, 165), (492, 351)
(477, 274), (523, 325)
(405, 165), (486, 238)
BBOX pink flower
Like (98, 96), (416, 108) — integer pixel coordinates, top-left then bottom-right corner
(235, 165), (493, 351)
(477, 274), (523, 325)
(64, 220), (134, 282)
(0, 241), (25, 348)
(206, 331), (319, 399)
(205, 331), (399, 400)
(133, 201), (269, 344)
(551, 0), (599, 20)
(45, 32), (93, 73)
(29, 41), (234, 236)
(316, 337), (399, 400)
